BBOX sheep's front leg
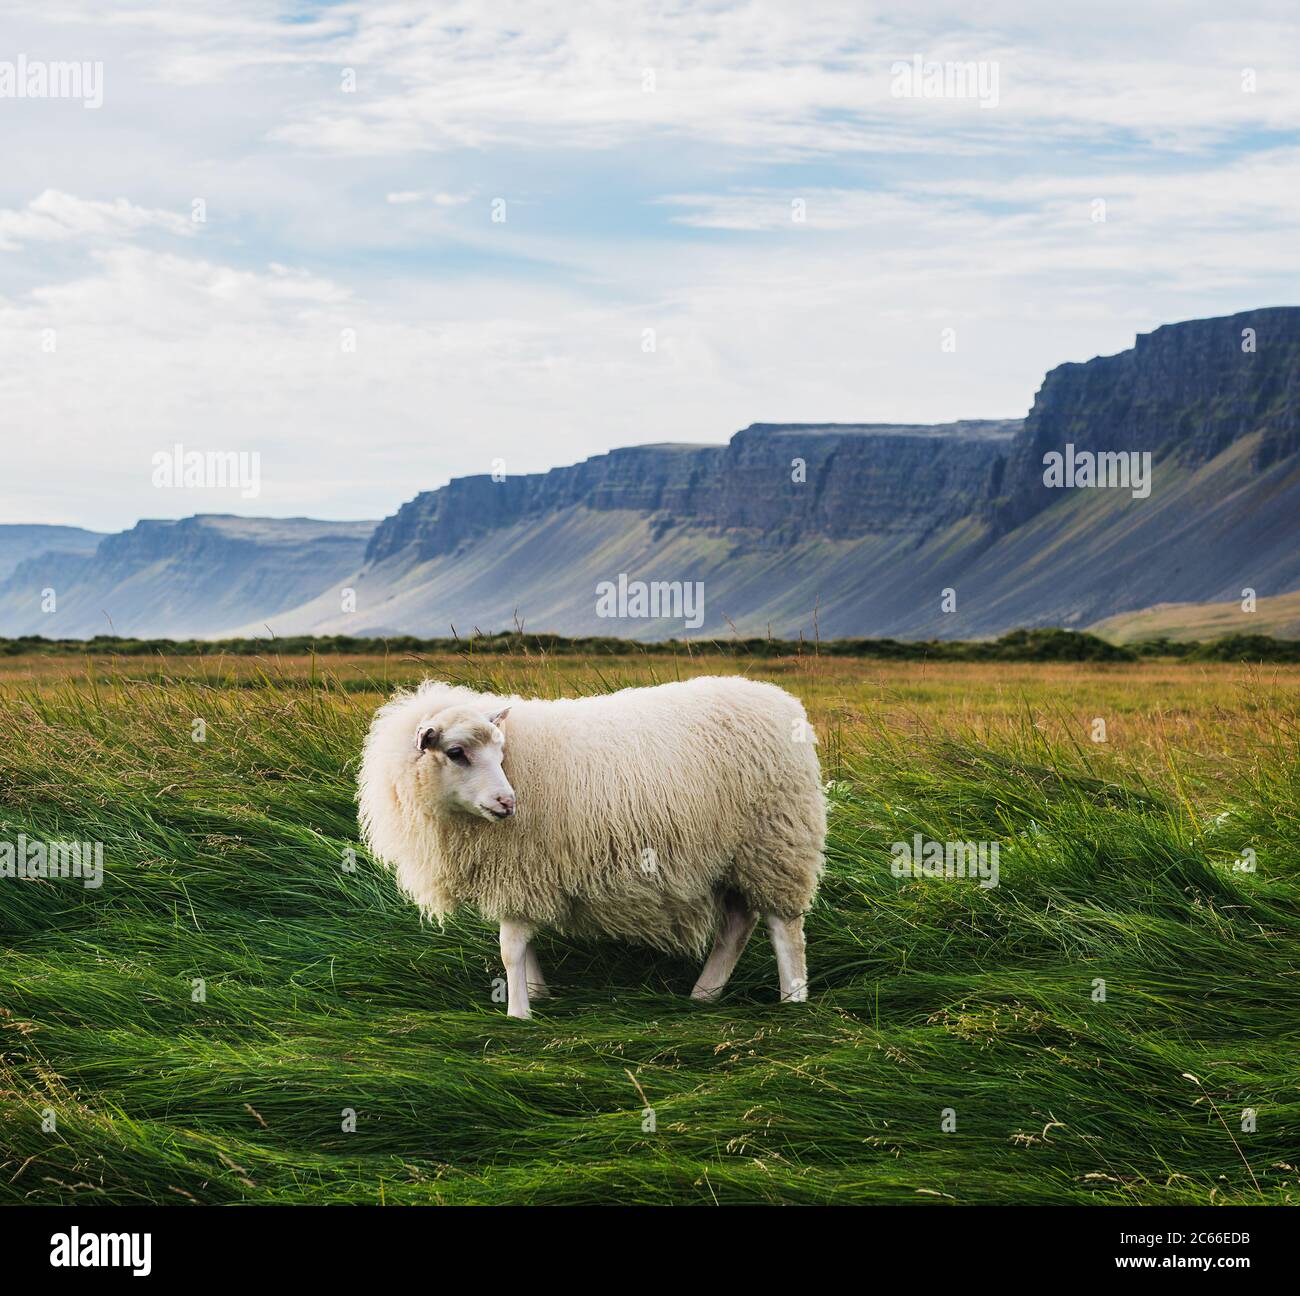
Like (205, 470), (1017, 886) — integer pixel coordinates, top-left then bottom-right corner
(499, 918), (534, 1020)
(767, 914), (808, 1003)
(525, 944), (551, 999)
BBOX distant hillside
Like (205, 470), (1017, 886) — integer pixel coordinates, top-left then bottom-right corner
(6, 307), (1300, 642)
(231, 307), (1300, 641)
(0, 516), (375, 638)
(0, 524), (105, 582)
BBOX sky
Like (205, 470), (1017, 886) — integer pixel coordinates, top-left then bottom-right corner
(2, 0), (1298, 532)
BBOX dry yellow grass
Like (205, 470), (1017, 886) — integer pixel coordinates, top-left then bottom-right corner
(2, 650), (1293, 790)
(1092, 589), (1300, 642)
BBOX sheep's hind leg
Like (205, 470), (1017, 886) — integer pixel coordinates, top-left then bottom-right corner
(767, 914), (808, 1003)
(691, 894), (758, 1002)
(525, 944), (551, 999)
(499, 918), (534, 1020)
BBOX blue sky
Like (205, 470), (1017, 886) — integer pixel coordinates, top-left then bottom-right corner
(2, 0), (1298, 530)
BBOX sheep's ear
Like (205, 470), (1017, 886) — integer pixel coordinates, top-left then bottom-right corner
(415, 723), (440, 754)
(488, 706), (511, 727)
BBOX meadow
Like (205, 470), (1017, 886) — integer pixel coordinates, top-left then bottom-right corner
(1, 648), (1297, 1204)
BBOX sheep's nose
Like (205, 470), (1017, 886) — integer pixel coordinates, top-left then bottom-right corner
(495, 793), (516, 817)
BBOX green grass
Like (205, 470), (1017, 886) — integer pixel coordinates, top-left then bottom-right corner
(1, 660), (1298, 1204)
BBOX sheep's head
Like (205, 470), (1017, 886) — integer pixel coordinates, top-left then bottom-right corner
(413, 704), (515, 822)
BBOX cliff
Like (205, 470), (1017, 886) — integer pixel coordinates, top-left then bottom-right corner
(366, 419), (1022, 565)
(367, 306), (1300, 567)
(275, 307), (1300, 640)
(992, 306), (1300, 530)
(7, 307), (1299, 642)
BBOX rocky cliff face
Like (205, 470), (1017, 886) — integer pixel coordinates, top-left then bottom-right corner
(369, 308), (1300, 569)
(364, 443), (728, 564)
(715, 422), (1016, 541)
(366, 419), (1022, 564)
(992, 307), (1300, 530)
(302, 306), (1300, 641)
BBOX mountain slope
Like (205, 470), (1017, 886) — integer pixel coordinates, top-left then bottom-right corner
(8, 307), (1300, 642)
(227, 422), (1020, 639)
(228, 436), (1300, 642)
(0, 524), (105, 583)
(238, 307), (1300, 641)
(0, 516), (375, 638)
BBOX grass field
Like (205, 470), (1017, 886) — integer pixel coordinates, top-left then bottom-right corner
(1092, 590), (1300, 643)
(1, 650), (1298, 1204)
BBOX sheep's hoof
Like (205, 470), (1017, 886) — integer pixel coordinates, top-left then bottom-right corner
(507, 1008), (532, 1020)
(690, 985), (723, 1002)
(781, 985), (809, 1004)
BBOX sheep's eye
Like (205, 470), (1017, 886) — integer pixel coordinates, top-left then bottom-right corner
(445, 746), (470, 766)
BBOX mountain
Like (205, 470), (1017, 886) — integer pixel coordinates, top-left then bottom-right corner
(6, 306), (1299, 642)
(231, 307), (1300, 641)
(225, 421), (1021, 639)
(0, 525), (105, 583)
(0, 516), (375, 638)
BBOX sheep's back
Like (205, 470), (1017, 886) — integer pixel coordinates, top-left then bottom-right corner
(434, 676), (824, 950)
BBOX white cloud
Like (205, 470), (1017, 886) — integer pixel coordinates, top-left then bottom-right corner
(0, 190), (193, 252)
(0, 2), (1296, 533)
(55, 1), (1295, 158)
(6, 154), (1293, 532)
(13, 0), (1299, 158)
(657, 148), (1300, 289)
(385, 189), (475, 207)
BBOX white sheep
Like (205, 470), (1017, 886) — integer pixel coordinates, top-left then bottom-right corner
(357, 675), (825, 1018)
